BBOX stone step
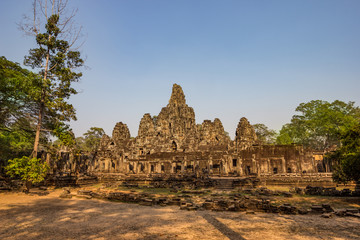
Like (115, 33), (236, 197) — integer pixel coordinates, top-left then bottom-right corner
(215, 180), (234, 189)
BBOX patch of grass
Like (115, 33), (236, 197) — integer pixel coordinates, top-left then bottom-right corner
(261, 185), (291, 192)
(135, 187), (177, 196)
(86, 183), (103, 189)
(274, 195), (360, 209)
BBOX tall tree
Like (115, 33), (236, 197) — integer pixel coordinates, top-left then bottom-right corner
(0, 57), (40, 162)
(277, 100), (360, 150)
(83, 127), (105, 152)
(0, 56), (39, 129)
(328, 123), (360, 184)
(21, 0), (84, 157)
(252, 123), (277, 144)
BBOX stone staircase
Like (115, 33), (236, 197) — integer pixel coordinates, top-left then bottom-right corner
(214, 178), (234, 190)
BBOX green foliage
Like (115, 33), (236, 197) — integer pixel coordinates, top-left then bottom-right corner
(328, 123), (360, 183)
(5, 156), (49, 184)
(82, 127), (105, 152)
(276, 100), (360, 150)
(0, 57), (41, 161)
(0, 117), (35, 160)
(24, 13), (84, 122)
(0, 57), (38, 122)
(252, 123), (277, 144)
(0, 56), (40, 127)
(19, 1), (84, 156)
(276, 124), (293, 145)
(53, 122), (75, 146)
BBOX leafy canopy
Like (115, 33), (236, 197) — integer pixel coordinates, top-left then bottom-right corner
(252, 123), (277, 144)
(328, 123), (360, 183)
(276, 100), (360, 150)
(77, 127), (105, 152)
(0, 56), (40, 128)
(0, 57), (42, 161)
(5, 156), (49, 184)
(20, 1), (85, 155)
(24, 13), (84, 125)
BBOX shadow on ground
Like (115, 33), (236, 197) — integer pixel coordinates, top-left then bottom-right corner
(0, 195), (223, 239)
(1, 193), (360, 240)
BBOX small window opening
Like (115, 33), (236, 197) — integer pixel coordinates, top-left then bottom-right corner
(273, 167), (278, 174)
(213, 164), (220, 169)
(232, 159), (237, 167)
(172, 141), (177, 152)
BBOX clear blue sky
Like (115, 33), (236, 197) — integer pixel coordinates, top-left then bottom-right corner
(1, 0), (360, 139)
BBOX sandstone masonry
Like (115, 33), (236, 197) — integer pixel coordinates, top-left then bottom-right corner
(89, 84), (322, 176)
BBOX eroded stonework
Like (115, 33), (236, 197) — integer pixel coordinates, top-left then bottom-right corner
(90, 84), (320, 176)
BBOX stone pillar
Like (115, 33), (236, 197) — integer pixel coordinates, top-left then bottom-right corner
(126, 162), (130, 173)
(171, 162), (175, 173)
(147, 162), (151, 174)
(238, 158), (243, 176)
(103, 159), (108, 172)
(281, 157), (286, 173)
(223, 158), (228, 175)
(251, 154), (256, 175)
(156, 163), (161, 173)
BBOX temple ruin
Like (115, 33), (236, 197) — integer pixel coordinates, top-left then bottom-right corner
(89, 84), (321, 177)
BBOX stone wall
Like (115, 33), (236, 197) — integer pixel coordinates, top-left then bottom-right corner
(85, 84), (324, 177)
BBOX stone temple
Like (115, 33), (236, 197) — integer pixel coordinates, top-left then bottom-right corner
(90, 84), (320, 176)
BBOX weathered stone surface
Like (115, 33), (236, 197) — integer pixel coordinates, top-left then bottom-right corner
(154, 84), (198, 152)
(99, 134), (111, 151)
(138, 113), (155, 139)
(112, 122), (130, 146)
(235, 117), (257, 150)
(199, 118), (230, 148)
(79, 83), (323, 177)
(321, 213), (333, 218)
(310, 205), (325, 214)
(59, 189), (72, 199)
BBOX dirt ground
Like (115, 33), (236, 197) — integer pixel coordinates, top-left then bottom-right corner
(1, 189), (360, 240)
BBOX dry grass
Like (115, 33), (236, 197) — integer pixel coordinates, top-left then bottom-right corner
(273, 195), (360, 209)
(1, 189), (360, 240)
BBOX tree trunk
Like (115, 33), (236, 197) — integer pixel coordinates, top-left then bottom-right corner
(33, 100), (44, 158)
(25, 180), (32, 193)
(32, 45), (50, 158)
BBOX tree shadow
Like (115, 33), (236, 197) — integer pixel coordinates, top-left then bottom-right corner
(2, 195), (360, 240)
(0, 195), (222, 239)
(199, 212), (246, 240)
(205, 211), (360, 240)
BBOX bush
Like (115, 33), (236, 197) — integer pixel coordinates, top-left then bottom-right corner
(5, 156), (49, 191)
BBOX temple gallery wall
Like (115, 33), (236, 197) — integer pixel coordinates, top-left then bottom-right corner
(66, 84), (327, 177)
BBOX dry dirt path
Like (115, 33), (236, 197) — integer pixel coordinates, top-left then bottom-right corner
(1, 190), (360, 240)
